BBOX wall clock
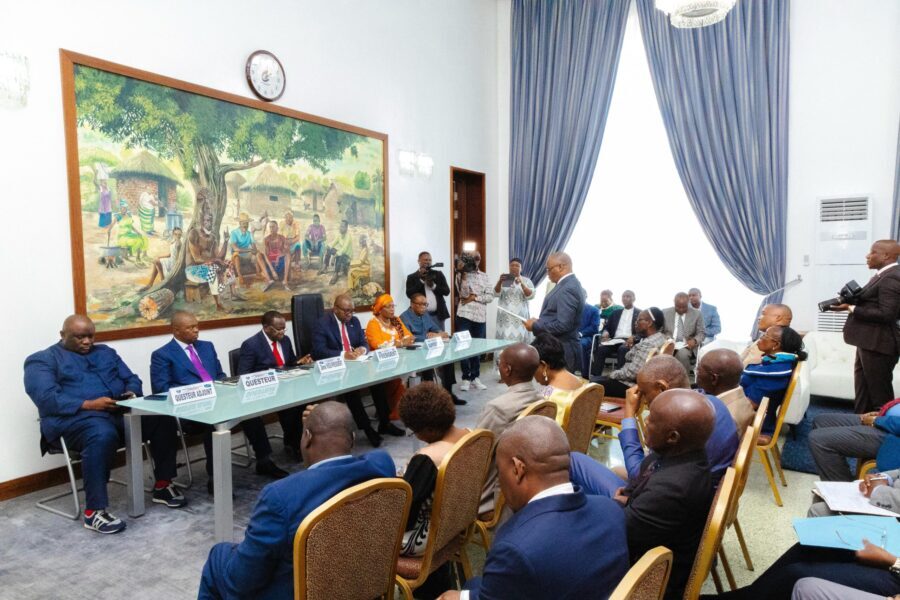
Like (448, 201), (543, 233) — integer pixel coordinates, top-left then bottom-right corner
(245, 50), (285, 102)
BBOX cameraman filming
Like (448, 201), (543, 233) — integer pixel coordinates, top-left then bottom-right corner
(406, 251), (451, 327)
(455, 251), (494, 391)
(830, 239), (900, 413)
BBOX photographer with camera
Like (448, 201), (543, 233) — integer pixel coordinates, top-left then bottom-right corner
(826, 239), (900, 413)
(455, 251), (494, 391)
(406, 251), (451, 327)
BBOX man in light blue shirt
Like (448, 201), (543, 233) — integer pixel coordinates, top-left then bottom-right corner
(400, 294), (464, 405)
(690, 288), (721, 342)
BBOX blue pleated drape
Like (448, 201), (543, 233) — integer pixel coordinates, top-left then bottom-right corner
(508, 0), (630, 283)
(636, 0), (790, 325)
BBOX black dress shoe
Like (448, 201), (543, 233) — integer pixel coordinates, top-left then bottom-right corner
(452, 395), (467, 406)
(256, 458), (289, 479)
(378, 423), (406, 437)
(364, 427), (382, 448)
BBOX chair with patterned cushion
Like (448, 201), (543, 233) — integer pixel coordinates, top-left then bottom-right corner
(293, 478), (412, 600)
(609, 546), (673, 600)
(756, 364), (802, 506)
(395, 429), (495, 599)
(473, 401), (558, 550)
(682, 467), (738, 600)
(561, 383), (604, 453)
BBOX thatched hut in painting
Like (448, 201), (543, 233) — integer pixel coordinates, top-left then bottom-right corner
(240, 166), (297, 218)
(110, 150), (180, 215)
(300, 181), (325, 213)
(339, 188), (378, 227)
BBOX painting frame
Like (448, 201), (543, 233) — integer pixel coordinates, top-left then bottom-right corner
(60, 49), (390, 341)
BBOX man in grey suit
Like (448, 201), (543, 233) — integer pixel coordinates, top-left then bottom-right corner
(663, 292), (706, 375)
(475, 343), (541, 515)
(525, 252), (585, 373)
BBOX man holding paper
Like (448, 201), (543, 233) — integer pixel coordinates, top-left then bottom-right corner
(524, 252), (585, 374)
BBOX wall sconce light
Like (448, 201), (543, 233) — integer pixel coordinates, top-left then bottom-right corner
(398, 149), (434, 178)
(462, 241), (477, 252)
(0, 52), (30, 110)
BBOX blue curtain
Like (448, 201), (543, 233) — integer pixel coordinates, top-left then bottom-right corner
(636, 0), (790, 331)
(892, 121), (900, 241)
(508, 0), (630, 282)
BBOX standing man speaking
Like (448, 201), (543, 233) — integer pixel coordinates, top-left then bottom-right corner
(525, 252), (585, 373)
(832, 239), (900, 413)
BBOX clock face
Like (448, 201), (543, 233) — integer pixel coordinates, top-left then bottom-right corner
(246, 51), (285, 102)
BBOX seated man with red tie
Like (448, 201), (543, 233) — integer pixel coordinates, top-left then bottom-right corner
(311, 294), (402, 448)
(150, 311), (289, 494)
(237, 311), (313, 462)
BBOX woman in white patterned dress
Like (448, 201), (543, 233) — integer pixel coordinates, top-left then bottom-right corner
(494, 258), (534, 360)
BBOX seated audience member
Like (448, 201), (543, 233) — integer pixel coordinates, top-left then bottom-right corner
(237, 310), (313, 461)
(310, 294), (399, 446)
(366, 293), (416, 420)
(740, 325), (807, 435)
(400, 293), (464, 405)
(25, 315), (185, 534)
(438, 416), (630, 600)
(399, 383), (469, 597)
(689, 287), (721, 343)
(578, 301), (601, 376)
(198, 402), (395, 600)
(531, 333), (590, 424)
(612, 389), (715, 600)
(704, 540), (900, 600)
(592, 307), (666, 397)
(696, 349), (757, 434)
(151, 311), (288, 494)
(809, 461), (900, 517)
(596, 288), (622, 320)
(791, 578), (900, 600)
(741, 303), (793, 366)
(809, 399), (900, 483)
(662, 292), (706, 375)
(474, 343), (541, 514)
(592, 289), (640, 375)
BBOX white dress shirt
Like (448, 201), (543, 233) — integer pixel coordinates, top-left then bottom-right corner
(614, 308), (634, 338)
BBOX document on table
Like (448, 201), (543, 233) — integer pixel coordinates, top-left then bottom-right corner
(497, 306), (527, 322)
(813, 481), (899, 517)
(794, 515), (900, 555)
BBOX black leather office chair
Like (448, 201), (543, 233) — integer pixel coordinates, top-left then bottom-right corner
(292, 293), (325, 356)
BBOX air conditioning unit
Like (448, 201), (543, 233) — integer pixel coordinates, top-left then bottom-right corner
(816, 311), (848, 333)
(814, 196), (871, 265)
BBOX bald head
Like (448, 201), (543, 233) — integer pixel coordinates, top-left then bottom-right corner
(696, 349), (743, 395)
(867, 240), (900, 270)
(644, 389), (715, 455)
(496, 416), (571, 511)
(301, 401), (355, 464)
(634, 355), (690, 406)
(60, 314), (95, 354)
(171, 310), (200, 344)
(498, 343), (541, 385)
(333, 293), (352, 308)
(546, 252), (573, 282)
(758, 303), (792, 331)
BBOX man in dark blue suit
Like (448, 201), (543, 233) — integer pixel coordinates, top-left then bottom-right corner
(525, 252), (585, 373)
(24, 315), (185, 535)
(438, 416), (629, 600)
(591, 290), (641, 376)
(237, 310), (313, 461)
(310, 294), (402, 447)
(199, 401), (395, 600)
(151, 311), (288, 493)
(578, 302), (600, 377)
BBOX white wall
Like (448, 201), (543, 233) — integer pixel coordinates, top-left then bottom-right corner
(782, 0), (900, 331)
(0, 0), (502, 484)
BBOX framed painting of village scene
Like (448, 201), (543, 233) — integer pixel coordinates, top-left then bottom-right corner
(60, 50), (389, 340)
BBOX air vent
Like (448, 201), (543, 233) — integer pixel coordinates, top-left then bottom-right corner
(817, 311), (848, 332)
(819, 197), (869, 222)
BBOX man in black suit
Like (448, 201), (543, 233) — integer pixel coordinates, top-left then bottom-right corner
(591, 290), (640, 377)
(525, 252), (585, 373)
(405, 251), (451, 327)
(237, 311), (313, 461)
(832, 239), (900, 413)
(310, 294), (403, 447)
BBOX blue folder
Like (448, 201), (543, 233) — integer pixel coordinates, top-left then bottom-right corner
(794, 515), (900, 555)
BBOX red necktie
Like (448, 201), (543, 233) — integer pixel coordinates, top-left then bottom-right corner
(272, 341), (284, 367)
(341, 322), (352, 353)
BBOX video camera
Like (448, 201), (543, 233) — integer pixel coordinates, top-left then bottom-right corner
(421, 262), (443, 282)
(818, 280), (864, 312)
(455, 254), (478, 274)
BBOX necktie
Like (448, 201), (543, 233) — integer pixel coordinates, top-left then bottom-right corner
(675, 315), (684, 342)
(187, 344), (212, 382)
(272, 341), (284, 367)
(340, 322), (352, 353)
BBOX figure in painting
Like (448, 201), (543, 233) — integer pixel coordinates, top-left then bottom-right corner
(185, 193), (235, 311)
(302, 213), (326, 266)
(319, 220), (352, 285)
(229, 212), (275, 289)
(138, 191), (159, 236)
(263, 221), (293, 289)
(348, 235), (370, 291)
(97, 176), (112, 228)
(140, 227), (183, 292)
(109, 199), (149, 265)
(280, 210), (302, 262)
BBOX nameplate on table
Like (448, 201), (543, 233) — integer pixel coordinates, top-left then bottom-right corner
(425, 345), (445, 359)
(424, 337), (444, 351)
(241, 385), (279, 404)
(315, 356), (346, 375)
(169, 382), (217, 406)
(240, 369), (279, 391)
(452, 331), (472, 343)
(374, 347), (400, 362)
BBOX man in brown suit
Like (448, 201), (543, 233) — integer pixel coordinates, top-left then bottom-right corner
(832, 240), (900, 413)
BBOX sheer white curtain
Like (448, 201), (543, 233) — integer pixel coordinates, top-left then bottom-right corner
(535, 9), (763, 341)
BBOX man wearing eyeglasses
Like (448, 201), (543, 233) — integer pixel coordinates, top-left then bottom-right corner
(400, 294), (465, 405)
(525, 252), (585, 373)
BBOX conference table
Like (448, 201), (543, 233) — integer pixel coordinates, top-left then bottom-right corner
(118, 337), (510, 542)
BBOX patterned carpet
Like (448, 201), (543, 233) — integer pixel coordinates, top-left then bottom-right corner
(780, 396), (856, 474)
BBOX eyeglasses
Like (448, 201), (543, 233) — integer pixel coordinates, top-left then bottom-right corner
(412, 301), (428, 306)
(546, 263), (561, 273)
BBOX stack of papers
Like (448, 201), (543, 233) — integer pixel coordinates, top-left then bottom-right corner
(813, 481), (899, 517)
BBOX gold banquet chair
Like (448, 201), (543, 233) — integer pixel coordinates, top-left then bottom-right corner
(561, 383), (604, 454)
(474, 400), (558, 551)
(610, 546), (673, 600)
(292, 478), (412, 600)
(396, 429), (495, 599)
(682, 467), (738, 600)
(755, 365), (802, 506)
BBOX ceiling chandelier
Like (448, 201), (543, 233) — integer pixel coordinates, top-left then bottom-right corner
(655, 0), (737, 28)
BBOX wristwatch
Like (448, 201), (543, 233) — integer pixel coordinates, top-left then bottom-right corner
(889, 557), (900, 576)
